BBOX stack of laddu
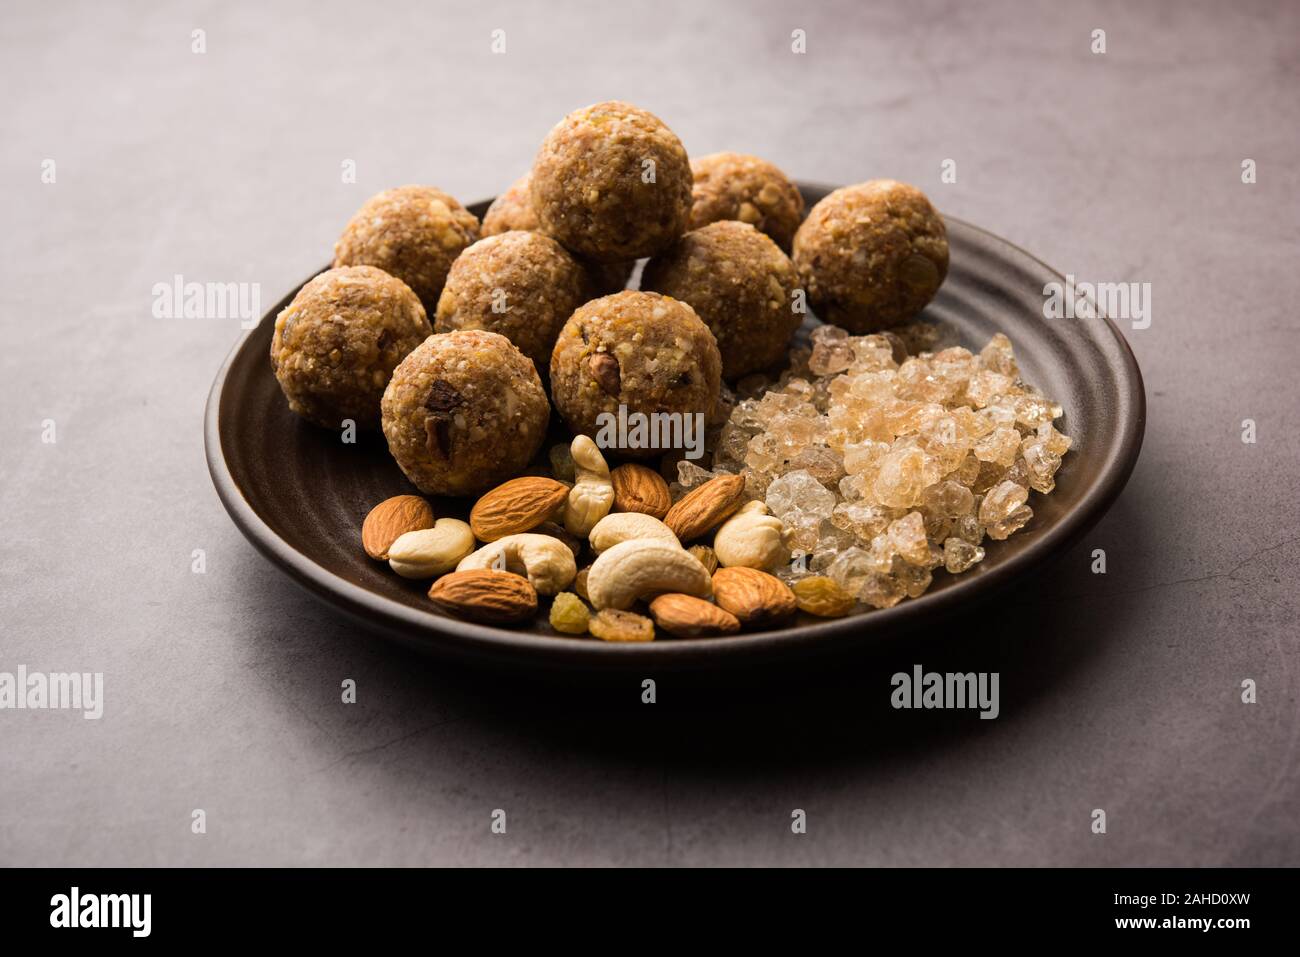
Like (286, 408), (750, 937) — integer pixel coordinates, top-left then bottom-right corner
(262, 100), (1065, 639)
(269, 100), (949, 498)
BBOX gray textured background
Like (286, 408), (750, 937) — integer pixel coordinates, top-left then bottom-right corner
(2, 0), (1297, 866)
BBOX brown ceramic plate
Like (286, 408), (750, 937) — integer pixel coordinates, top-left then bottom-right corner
(204, 184), (1145, 672)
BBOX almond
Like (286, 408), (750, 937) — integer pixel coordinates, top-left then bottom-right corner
(427, 569), (537, 624)
(648, 594), (741, 638)
(611, 463), (672, 519)
(662, 474), (746, 542)
(362, 495), (435, 560)
(470, 476), (569, 542)
(711, 567), (797, 628)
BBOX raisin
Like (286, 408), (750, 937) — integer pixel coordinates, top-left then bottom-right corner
(424, 379), (462, 413)
(548, 592), (590, 635)
(792, 576), (855, 618)
(588, 608), (655, 643)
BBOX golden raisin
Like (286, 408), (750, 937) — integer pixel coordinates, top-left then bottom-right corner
(548, 592), (590, 635)
(688, 544), (718, 575)
(588, 608), (655, 643)
(792, 576), (855, 617)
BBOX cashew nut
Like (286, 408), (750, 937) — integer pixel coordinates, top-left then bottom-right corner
(588, 512), (680, 554)
(387, 519), (476, 579)
(585, 539), (712, 610)
(713, 500), (791, 570)
(563, 435), (614, 537)
(456, 533), (576, 596)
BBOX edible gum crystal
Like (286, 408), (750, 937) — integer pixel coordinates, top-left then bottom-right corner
(713, 322), (1071, 609)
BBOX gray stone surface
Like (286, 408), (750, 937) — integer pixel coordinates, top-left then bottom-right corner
(1, 0), (1297, 866)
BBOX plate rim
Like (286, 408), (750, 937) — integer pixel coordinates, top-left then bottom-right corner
(203, 187), (1146, 669)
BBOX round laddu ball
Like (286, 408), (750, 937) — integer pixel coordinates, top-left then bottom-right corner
(642, 221), (801, 381)
(484, 172), (634, 294)
(549, 291), (721, 458)
(270, 265), (431, 430)
(481, 175), (541, 236)
(434, 231), (591, 369)
(792, 180), (948, 333)
(530, 101), (693, 263)
(381, 330), (550, 496)
(689, 152), (805, 251)
(333, 185), (480, 314)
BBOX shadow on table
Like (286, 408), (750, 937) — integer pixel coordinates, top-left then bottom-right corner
(240, 484), (1148, 778)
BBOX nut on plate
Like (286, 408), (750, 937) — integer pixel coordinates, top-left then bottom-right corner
(687, 544), (719, 575)
(588, 512), (680, 554)
(585, 539), (712, 610)
(648, 594), (741, 638)
(532, 521), (583, 561)
(362, 495), (435, 560)
(711, 566), (797, 627)
(427, 569), (538, 624)
(712, 500), (790, 570)
(387, 518), (476, 579)
(564, 435), (615, 537)
(573, 566), (592, 601)
(470, 476), (569, 541)
(610, 463), (672, 519)
(663, 473), (747, 541)
(456, 533), (577, 596)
